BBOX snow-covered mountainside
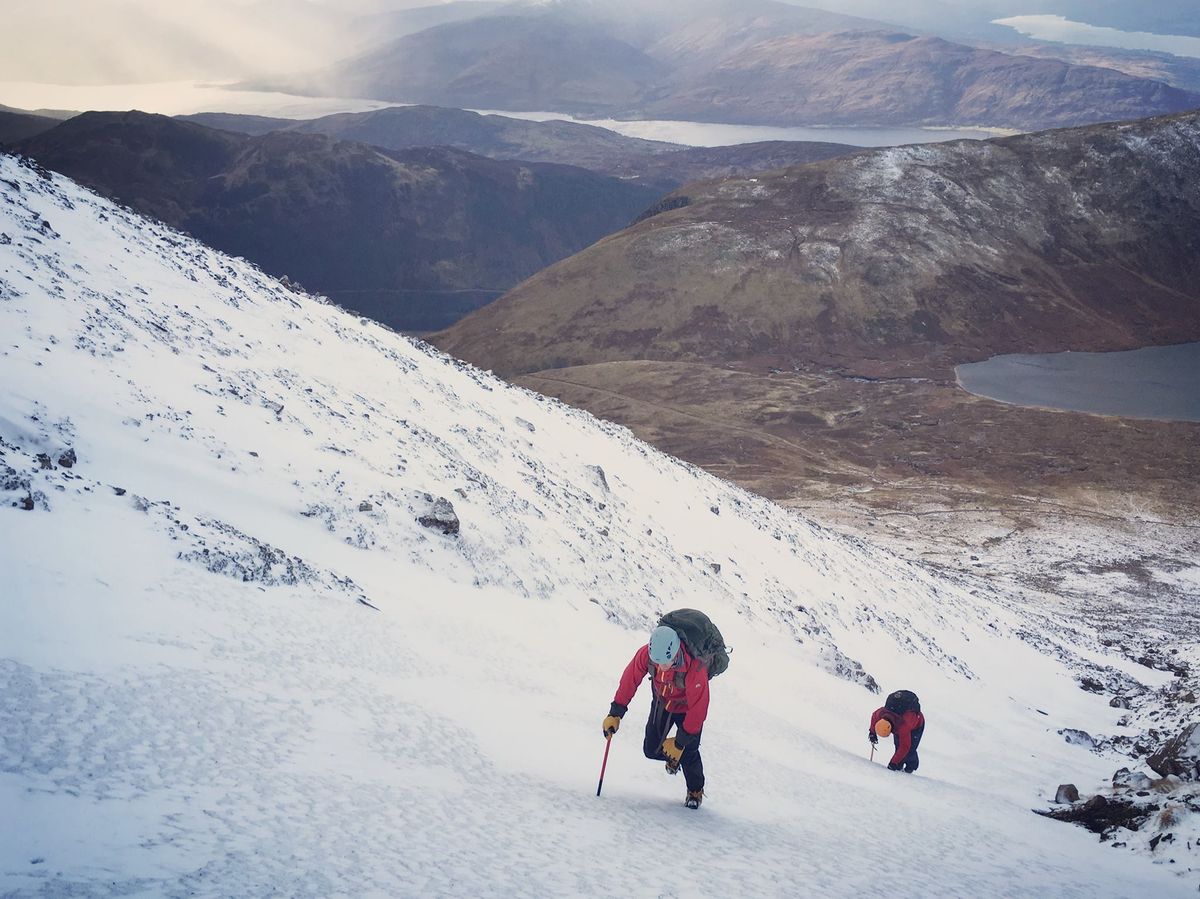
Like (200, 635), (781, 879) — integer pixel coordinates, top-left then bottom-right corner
(0, 154), (1191, 896)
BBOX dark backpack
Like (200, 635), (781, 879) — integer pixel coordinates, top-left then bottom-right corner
(884, 689), (921, 715)
(659, 608), (730, 679)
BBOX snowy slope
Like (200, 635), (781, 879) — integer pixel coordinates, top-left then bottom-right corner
(0, 154), (1189, 896)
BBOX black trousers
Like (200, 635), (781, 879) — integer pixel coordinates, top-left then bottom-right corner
(643, 701), (705, 792)
(896, 724), (924, 772)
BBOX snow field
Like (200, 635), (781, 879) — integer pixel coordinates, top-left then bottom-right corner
(0, 155), (1190, 895)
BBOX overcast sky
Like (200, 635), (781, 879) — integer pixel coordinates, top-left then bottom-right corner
(4, 0), (1196, 87)
(1, 1), (442, 84)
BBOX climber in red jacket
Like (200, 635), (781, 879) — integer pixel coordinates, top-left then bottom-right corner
(870, 690), (926, 773)
(602, 624), (710, 808)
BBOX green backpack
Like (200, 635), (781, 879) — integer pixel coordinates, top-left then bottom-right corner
(659, 608), (731, 679)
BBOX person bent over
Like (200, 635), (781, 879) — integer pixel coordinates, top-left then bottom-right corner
(870, 693), (925, 773)
(602, 624), (709, 809)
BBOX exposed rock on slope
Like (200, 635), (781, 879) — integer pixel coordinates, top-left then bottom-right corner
(16, 111), (661, 331)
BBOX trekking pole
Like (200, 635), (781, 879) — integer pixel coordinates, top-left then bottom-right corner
(597, 734), (613, 797)
(869, 743), (876, 763)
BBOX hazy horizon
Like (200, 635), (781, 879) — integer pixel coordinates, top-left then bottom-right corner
(4, 0), (1199, 91)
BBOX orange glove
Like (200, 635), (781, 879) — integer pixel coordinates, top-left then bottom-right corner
(602, 715), (621, 737)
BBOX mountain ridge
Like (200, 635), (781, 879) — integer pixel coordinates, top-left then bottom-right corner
(178, 105), (859, 191)
(289, 1), (1200, 130)
(15, 110), (662, 331)
(434, 109), (1200, 375)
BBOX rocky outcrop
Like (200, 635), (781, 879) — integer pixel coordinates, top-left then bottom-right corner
(1148, 723), (1200, 780)
(417, 496), (460, 536)
(1055, 784), (1080, 804)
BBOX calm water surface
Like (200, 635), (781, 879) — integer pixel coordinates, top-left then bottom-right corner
(956, 342), (1200, 422)
(994, 15), (1200, 58)
(476, 110), (1003, 147)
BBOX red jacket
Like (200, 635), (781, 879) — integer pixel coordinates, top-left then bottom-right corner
(871, 707), (925, 767)
(614, 644), (711, 735)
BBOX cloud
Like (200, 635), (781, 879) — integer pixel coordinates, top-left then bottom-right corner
(0, 0), (437, 85)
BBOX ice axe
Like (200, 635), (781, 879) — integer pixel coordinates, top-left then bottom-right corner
(869, 742), (876, 763)
(596, 733), (613, 797)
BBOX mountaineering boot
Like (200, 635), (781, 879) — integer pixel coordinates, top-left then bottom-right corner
(685, 790), (704, 810)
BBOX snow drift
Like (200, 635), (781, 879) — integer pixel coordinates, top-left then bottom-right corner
(0, 154), (1189, 896)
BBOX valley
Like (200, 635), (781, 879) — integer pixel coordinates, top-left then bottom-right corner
(433, 109), (1200, 719)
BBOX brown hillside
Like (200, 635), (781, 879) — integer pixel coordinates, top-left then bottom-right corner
(434, 111), (1200, 377)
(431, 112), (1200, 522)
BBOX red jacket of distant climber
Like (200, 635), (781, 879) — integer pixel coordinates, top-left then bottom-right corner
(871, 707), (925, 767)
(614, 643), (711, 735)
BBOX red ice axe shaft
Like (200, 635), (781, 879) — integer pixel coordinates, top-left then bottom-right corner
(597, 734), (613, 796)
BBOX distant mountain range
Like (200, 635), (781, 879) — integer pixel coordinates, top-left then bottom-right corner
(273, 0), (1200, 130)
(996, 42), (1200, 95)
(13, 111), (663, 331)
(179, 105), (856, 192)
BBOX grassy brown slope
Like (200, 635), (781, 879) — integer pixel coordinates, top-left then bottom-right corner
(433, 111), (1200, 377)
(513, 361), (1199, 516)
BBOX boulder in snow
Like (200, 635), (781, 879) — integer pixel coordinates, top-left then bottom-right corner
(1059, 728), (1095, 748)
(1147, 722), (1200, 781)
(417, 497), (459, 536)
(584, 464), (609, 492)
(58, 448), (76, 468)
(1112, 768), (1153, 790)
(1055, 784), (1080, 804)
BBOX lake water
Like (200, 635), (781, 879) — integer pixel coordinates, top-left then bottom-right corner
(994, 15), (1200, 59)
(956, 342), (1200, 422)
(0, 81), (1004, 148)
(473, 110), (1004, 147)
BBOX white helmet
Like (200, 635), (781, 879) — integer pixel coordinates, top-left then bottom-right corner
(648, 625), (681, 666)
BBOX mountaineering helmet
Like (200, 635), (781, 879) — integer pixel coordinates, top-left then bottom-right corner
(874, 719), (893, 738)
(648, 625), (681, 667)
